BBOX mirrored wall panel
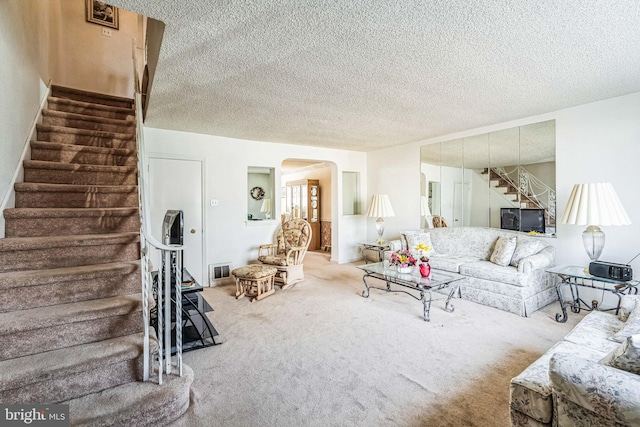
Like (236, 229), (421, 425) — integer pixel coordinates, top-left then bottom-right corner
(420, 120), (556, 235)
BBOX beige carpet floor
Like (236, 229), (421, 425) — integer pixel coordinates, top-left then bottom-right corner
(170, 252), (584, 427)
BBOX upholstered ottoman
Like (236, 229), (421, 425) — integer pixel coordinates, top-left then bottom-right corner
(232, 265), (277, 302)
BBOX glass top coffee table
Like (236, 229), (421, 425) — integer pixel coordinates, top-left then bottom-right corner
(357, 262), (466, 321)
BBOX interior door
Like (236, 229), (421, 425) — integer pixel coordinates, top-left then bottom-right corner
(453, 182), (470, 227)
(149, 157), (204, 285)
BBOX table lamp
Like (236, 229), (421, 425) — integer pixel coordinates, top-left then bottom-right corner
(260, 199), (272, 219)
(560, 183), (631, 262)
(366, 194), (395, 244)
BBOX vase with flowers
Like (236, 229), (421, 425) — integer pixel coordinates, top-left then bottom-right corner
(415, 243), (431, 278)
(389, 249), (417, 274)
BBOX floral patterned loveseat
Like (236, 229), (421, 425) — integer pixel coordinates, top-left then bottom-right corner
(387, 227), (556, 316)
(510, 294), (640, 426)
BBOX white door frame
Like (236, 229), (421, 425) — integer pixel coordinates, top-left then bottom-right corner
(148, 152), (208, 286)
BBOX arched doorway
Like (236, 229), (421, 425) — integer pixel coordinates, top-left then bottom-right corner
(281, 159), (334, 254)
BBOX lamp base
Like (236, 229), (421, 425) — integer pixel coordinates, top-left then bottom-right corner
(375, 217), (385, 244)
(582, 225), (605, 262)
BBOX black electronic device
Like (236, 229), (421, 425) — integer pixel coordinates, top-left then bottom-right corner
(520, 209), (545, 234)
(500, 208), (545, 234)
(588, 261), (633, 281)
(500, 208), (520, 231)
(162, 210), (184, 284)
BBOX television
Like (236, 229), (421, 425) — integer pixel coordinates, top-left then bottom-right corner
(500, 208), (520, 232)
(520, 209), (545, 234)
(500, 208), (546, 234)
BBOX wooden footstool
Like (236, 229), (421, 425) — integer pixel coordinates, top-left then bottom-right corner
(232, 265), (278, 302)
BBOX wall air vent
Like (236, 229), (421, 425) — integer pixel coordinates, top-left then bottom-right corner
(209, 262), (232, 286)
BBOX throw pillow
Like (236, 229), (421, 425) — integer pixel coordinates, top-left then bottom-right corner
(600, 334), (640, 375)
(489, 236), (517, 267)
(612, 300), (640, 343)
(404, 232), (436, 255)
(509, 239), (545, 267)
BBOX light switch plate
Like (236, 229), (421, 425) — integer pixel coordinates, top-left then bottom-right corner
(102, 28), (112, 37)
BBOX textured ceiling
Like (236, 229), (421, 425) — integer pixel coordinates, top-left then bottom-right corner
(112, 0), (640, 151)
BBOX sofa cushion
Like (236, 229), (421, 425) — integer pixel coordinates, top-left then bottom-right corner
(564, 311), (624, 353)
(510, 238), (545, 267)
(612, 300), (640, 343)
(601, 335), (640, 375)
(510, 340), (607, 424)
(459, 260), (528, 286)
(489, 236), (517, 266)
(428, 254), (479, 273)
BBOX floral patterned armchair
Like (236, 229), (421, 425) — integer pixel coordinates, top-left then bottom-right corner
(257, 218), (312, 289)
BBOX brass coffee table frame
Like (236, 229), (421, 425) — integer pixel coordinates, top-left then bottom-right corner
(358, 262), (465, 321)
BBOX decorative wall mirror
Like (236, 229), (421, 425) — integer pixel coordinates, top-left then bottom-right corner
(420, 120), (556, 235)
(247, 167), (275, 220)
(342, 171), (361, 215)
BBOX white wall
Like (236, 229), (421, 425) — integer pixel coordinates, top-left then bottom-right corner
(51, 0), (139, 98)
(0, 0), (58, 236)
(369, 91), (640, 274)
(144, 128), (367, 273)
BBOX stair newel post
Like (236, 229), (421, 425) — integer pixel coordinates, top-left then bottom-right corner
(163, 249), (172, 375)
(174, 249), (183, 376)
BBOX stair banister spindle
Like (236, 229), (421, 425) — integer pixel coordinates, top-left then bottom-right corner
(156, 254), (164, 385)
(141, 248), (151, 381)
(175, 254), (183, 376)
(164, 249), (172, 375)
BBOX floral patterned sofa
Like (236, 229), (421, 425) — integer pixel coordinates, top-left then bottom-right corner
(510, 294), (640, 426)
(387, 227), (557, 316)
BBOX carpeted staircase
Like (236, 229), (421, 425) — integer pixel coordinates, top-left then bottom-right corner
(0, 85), (193, 426)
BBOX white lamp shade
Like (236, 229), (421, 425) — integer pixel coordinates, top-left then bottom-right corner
(366, 194), (395, 218)
(260, 199), (271, 212)
(420, 196), (431, 217)
(560, 183), (631, 226)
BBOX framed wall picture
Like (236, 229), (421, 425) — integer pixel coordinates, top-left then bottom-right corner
(86, 0), (119, 29)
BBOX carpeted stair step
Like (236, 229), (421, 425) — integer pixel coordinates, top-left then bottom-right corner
(15, 183), (138, 208)
(0, 293), (143, 361)
(67, 364), (193, 427)
(47, 96), (134, 121)
(0, 261), (141, 313)
(37, 124), (135, 150)
(0, 232), (140, 273)
(0, 332), (155, 404)
(4, 207), (140, 237)
(52, 85), (134, 109)
(24, 160), (137, 185)
(30, 140), (136, 166)
(42, 110), (135, 134)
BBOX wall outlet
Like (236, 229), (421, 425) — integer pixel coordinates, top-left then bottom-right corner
(102, 28), (112, 37)
(210, 199), (219, 206)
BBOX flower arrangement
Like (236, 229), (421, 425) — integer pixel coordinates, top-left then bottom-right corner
(415, 243), (431, 262)
(389, 250), (417, 267)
